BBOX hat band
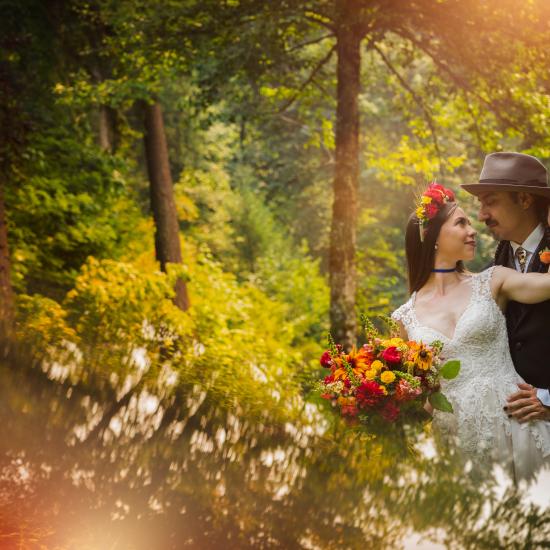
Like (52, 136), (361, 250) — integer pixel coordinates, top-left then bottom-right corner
(479, 178), (548, 187)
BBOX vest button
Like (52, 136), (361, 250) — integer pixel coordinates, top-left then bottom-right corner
(515, 341), (523, 351)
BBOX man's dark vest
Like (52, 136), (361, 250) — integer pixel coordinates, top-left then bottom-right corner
(494, 235), (550, 390)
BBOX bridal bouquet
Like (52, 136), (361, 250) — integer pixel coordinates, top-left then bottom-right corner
(317, 317), (459, 425)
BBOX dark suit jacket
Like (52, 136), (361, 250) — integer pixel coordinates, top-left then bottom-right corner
(494, 237), (550, 391)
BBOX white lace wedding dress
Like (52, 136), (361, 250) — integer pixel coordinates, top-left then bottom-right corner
(392, 267), (550, 481)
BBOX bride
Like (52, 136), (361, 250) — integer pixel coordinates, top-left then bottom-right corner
(392, 183), (550, 481)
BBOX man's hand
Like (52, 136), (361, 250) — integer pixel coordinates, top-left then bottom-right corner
(505, 383), (550, 423)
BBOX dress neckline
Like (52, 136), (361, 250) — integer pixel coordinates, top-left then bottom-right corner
(410, 274), (476, 342)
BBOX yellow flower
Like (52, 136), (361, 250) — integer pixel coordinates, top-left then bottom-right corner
(421, 195), (432, 204)
(380, 370), (396, 384)
(363, 369), (377, 380)
(371, 360), (384, 372)
(412, 346), (433, 370)
(380, 386), (388, 396)
(389, 337), (404, 347)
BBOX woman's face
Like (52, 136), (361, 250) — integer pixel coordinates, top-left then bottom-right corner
(436, 206), (477, 262)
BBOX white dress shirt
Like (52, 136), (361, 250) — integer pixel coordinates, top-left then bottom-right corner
(510, 224), (550, 407)
(510, 224), (545, 272)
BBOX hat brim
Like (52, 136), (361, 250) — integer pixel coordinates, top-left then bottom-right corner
(461, 183), (550, 199)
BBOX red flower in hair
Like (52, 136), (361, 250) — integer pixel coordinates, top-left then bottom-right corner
(424, 188), (445, 204)
(444, 188), (455, 201)
(425, 202), (440, 219)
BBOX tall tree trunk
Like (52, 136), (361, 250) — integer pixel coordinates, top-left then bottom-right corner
(98, 104), (117, 153)
(329, 4), (362, 349)
(0, 179), (14, 330)
(142, 100), (190, 311)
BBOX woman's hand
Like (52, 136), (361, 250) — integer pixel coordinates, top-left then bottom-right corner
(424, 399), (434, 416)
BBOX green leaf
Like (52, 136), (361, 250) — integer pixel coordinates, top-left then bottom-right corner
(429, 392), (454, 413)
(440, 360), (460, 380)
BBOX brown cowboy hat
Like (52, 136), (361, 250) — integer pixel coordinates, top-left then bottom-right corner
(461, 152), (550, 198)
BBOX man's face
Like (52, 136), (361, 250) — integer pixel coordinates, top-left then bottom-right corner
(476, 191), (526, 242)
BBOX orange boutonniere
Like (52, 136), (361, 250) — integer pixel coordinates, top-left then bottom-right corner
(539, 248), (550, 265)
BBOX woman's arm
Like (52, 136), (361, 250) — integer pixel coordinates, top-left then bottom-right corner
(492, 265), (550, 305)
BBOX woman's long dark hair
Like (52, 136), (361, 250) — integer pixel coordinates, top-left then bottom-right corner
(405, 201), (465, 293)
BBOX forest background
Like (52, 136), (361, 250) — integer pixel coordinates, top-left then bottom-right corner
(0, 1), (549, 545)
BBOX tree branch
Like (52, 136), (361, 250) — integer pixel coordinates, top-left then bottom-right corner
(287, 32), (334, 52)
(303, 10), (335, 31)
(277, 44), (336, 113)
(395, 27), (526, 135)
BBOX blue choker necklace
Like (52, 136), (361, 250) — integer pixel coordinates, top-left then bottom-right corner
(432, 268), (457, 273)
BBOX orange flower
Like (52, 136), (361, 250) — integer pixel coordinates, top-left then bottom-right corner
(344, 346), (373, 376)
(539, 248), (550, 265)
(333, 368), (348, 381)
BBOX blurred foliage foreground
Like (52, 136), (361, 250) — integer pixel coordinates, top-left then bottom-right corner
(1, 253), (550, 549)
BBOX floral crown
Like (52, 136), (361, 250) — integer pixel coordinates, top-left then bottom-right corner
(415, 182), (455, 242)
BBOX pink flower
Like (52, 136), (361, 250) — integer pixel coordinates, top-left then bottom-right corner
(394, 379), (422, 401)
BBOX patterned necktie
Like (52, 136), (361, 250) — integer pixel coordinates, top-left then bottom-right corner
(516, 246), (527, 273)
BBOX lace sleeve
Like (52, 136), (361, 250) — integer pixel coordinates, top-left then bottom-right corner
(391, 299), (416, 334)
(475, 266), (497, 300)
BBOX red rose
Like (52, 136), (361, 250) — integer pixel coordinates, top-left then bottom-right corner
(320, 351), (332, 368)
(324, 374), (334, 384)
(381, 346), (401, 364)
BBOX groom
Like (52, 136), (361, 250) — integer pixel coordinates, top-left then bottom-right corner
(462, 152), (550, 422)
